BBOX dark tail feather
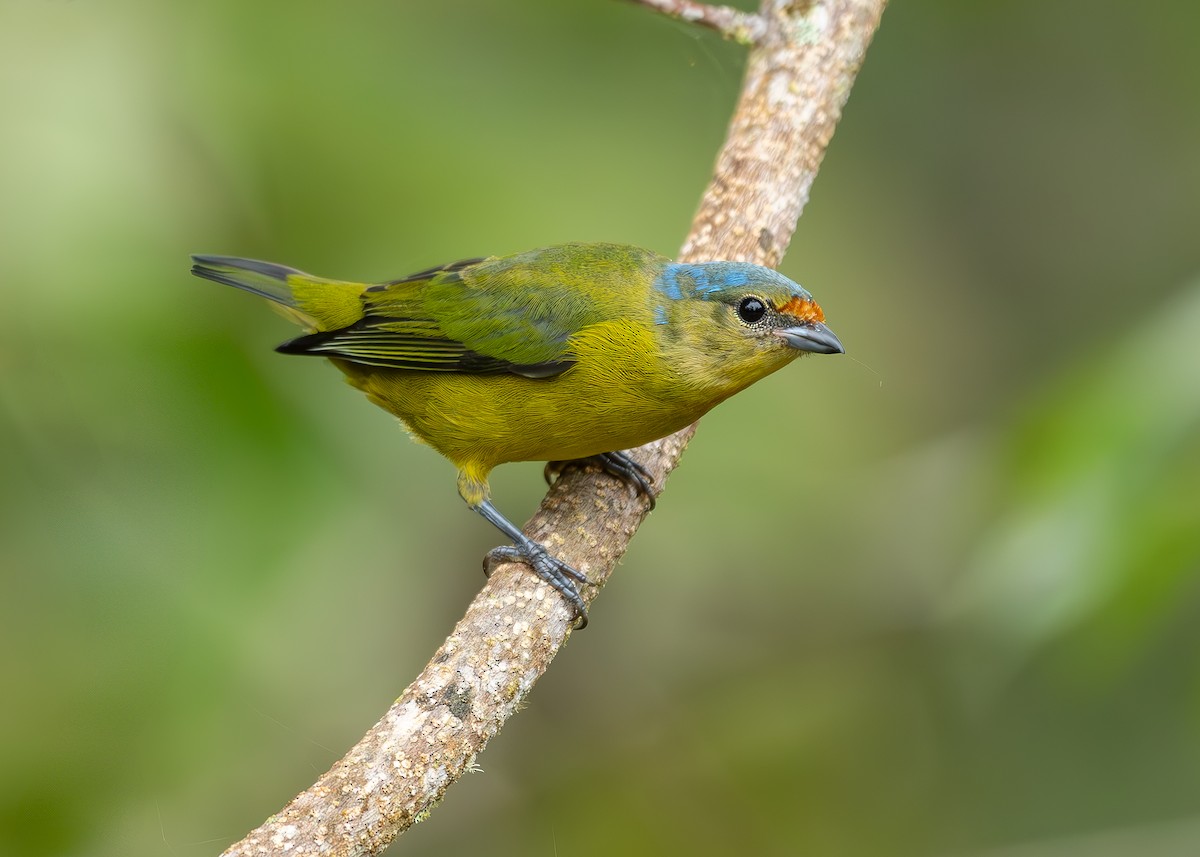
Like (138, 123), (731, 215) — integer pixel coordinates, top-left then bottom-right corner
(190, 255), (304, 306)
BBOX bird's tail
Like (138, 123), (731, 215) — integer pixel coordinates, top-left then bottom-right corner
(190, 255), (305, 305)
(190, 254), (360, 330)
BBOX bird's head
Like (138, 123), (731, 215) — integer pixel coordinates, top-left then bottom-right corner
(651, 260), (843, 393)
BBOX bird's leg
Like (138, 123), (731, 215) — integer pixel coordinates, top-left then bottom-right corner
(543, 450), (657, 511)
(473, 500), (591, 629)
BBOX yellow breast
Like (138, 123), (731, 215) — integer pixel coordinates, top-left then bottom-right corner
(339, 319), (718, 474)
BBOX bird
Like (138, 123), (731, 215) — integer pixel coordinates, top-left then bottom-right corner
(190, 242), (843, 627)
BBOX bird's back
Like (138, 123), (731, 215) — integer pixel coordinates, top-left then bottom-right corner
(361, 243), (670, 368)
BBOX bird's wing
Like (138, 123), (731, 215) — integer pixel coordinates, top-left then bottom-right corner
(275, 251), (608, 378)
(420, 244), (662, 365)
(275, 315), (573, 378)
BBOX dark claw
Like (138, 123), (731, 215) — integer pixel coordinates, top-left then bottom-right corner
(542, 460), (565, 486)
(484, 544), (590, 630)
(543, 450), (657, 511)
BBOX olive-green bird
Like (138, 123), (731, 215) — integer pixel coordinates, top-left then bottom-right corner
(191, 242), (843, 626)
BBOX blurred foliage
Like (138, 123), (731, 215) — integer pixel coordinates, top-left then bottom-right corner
(2, 1), (1199, 855)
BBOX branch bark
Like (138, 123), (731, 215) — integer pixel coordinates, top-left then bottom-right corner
(627, 0), (767, 43)
(220, 1), (886, 854)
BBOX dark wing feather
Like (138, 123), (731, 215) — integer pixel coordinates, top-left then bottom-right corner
(275, 317), (573, 378)
(366, 257), (488, 291)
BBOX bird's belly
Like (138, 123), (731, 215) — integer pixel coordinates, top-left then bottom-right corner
(344, 362), (707, 469)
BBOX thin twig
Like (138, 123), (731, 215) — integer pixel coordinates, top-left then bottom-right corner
(219, 1), (887, 854)
(626, 0), (767, 44)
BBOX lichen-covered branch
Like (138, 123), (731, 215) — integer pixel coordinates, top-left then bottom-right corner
(219, 1), (887, 854)
(681, 0), (888, 267)
(626, 0), (767, 44)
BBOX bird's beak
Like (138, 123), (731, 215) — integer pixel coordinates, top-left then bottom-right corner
(777, 322), (845, 355)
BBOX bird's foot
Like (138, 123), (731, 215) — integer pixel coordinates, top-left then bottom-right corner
(543, 450), (657, 511)
(484, 542), (591, 629)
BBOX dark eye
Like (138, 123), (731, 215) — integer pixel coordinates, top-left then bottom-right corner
(736, 296), (767, 324)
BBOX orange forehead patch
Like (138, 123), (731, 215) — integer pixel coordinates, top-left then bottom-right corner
(775, 296), (825, 323)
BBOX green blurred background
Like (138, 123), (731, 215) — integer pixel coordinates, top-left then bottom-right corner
(2, 1), (1199, 855)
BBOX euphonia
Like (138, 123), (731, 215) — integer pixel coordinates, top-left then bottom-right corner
(191, 242), (843, 626)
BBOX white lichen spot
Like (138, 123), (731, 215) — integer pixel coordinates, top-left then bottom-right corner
(521, 669), (540, 693)
(767, 73), (797, 108)
(796, 99), (817, 125)
(388, 700), (424, 737)
(423, 765), (449, 792)
(270, 824), (298, 848)
(789, 4), (830, 47)
(484, 675), (505, 696)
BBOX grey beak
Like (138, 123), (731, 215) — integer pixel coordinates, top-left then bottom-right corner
(777, 322), (845, 355)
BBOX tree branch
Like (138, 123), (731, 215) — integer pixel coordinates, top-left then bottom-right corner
(219, 1), (887, 854)
(627, 0), (767, 44)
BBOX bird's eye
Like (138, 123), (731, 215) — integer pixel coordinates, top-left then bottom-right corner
(736, 296), (768, 324)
